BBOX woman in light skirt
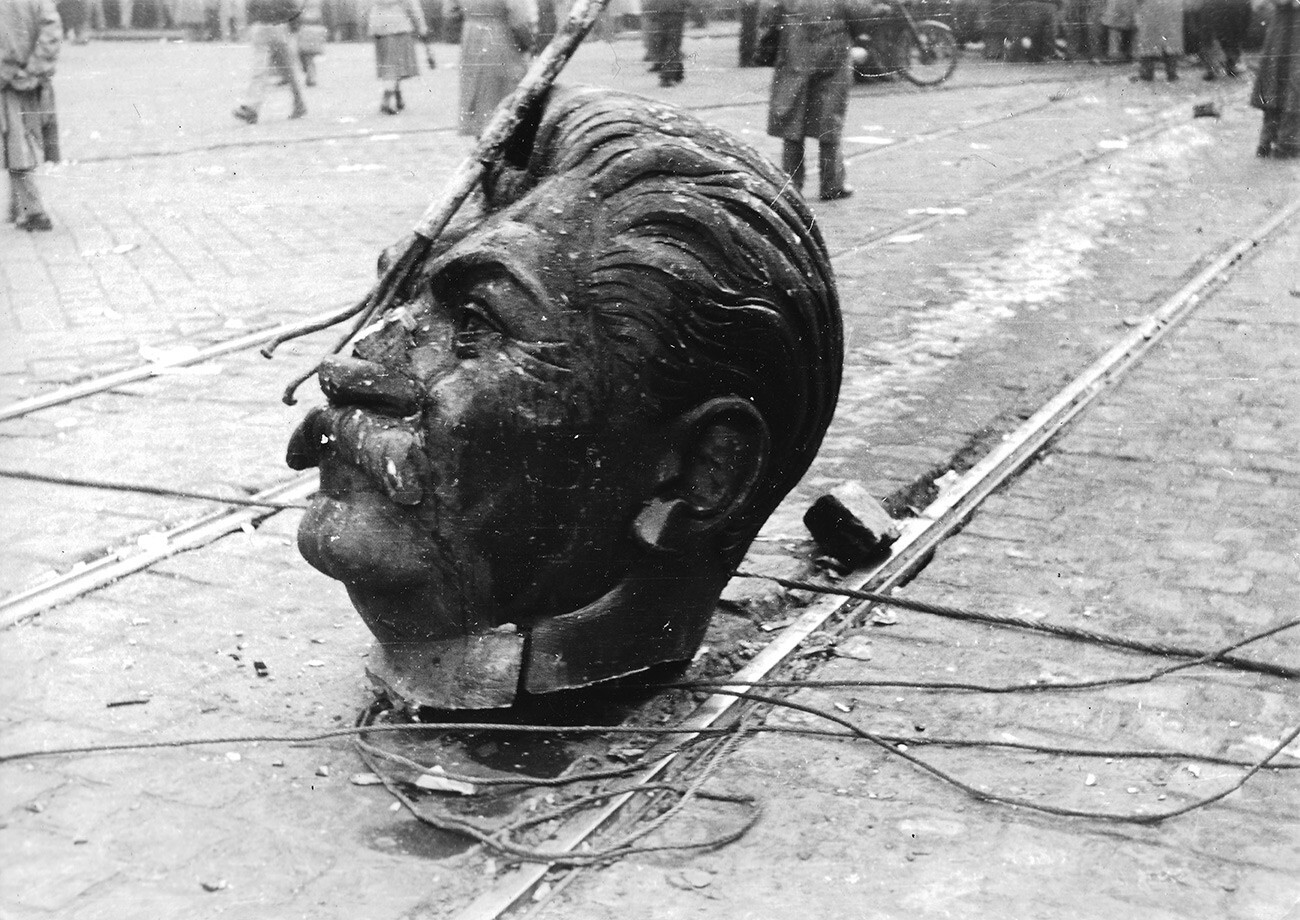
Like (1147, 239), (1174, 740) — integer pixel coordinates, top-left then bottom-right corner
(368, 0), (427, 113)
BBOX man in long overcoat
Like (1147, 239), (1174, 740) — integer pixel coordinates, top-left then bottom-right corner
(766, 0), (869, 200)
(1, 0), (61, 231)
(642, 0), (686, 84)
(1252, 0), (1300, 157)
(1133, 0), (1183, 78)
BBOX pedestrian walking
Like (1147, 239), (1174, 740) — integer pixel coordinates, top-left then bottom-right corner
(219, 0), (247, 38)
(766, 0), (869, 201)
(368, 0), (427, 114)
(1252, 0), (1300, 157)
(1190, 0), (1249, 78)
(451, 0), (535, 135)
(1132, 0), (1183, 79)
(1101, 0), (1135, 59)
(738, 0), (759, 65)
(642, 0), (686, 84)
(55, 0), (88, 41)
(1063, 0), (1105, 59)
(232, 0), (307, 123)
(296, 0), (326, 83)
(173, 0), (209, 38)
(2, 0), (61, 232)
(1004, 0), (1061, 61)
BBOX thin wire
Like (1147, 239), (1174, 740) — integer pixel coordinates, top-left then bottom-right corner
(0, 468), (310, 509)
(701, 687), (1299, 825)
(3, 719), (1296, 770)
(666, 615), (1300, 695)
(735, 571), (1300, 680)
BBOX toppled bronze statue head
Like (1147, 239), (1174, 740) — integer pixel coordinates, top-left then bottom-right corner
(286, 87), (842, 709)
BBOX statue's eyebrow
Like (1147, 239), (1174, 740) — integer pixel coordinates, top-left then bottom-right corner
(426, 248), (550, 316)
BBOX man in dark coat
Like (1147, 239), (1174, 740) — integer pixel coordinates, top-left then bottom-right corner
(642, 0), (686, 84)
(2, 0), (61, 231)
(1252, 0), (1300, 157)
(766, 0), (869, 200)
(1190, 0), (1251, 77)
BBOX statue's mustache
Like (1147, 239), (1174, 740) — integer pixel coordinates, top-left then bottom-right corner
(287, 404), (429, 506)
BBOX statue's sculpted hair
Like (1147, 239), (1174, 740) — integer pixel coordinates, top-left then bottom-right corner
(483, 86), (843, 559)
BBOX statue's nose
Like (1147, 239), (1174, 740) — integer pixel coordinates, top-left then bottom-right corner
(318, 355), (420, 416)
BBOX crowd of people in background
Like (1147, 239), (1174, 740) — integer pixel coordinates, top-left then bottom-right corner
(2, 0), (1298, 239)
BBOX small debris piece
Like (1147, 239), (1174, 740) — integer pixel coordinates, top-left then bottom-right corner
(804, 483), (901, 568)
(833, 701), (854, 713)
(1186, 764), (1202, 778)
(414, 771), (477, 796)
(271, 759), (285, 767)
(253, 660), (269, 677)
(1126, 787), (1139, 794)
(305, 660), (325, 668)
(532, 882), (552, 902)
(200, 879), (228, 892)
(226, 752), (241, 763)
(315, 765), (330, 777)
(668, 868), (714, 890)
(350, 772), (385, 786)
(25, 801), (44, 814)
(1192, 101), (1221, 118)
(106, 698), (149, 708)
(1085, 774), (1097, 786)
(759, 617), (796, 632)
(933, 470), (961, 492)
(871, 610), (899, 627)
(834, 635), (874, 661)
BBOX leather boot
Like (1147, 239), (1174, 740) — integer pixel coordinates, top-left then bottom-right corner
(781, 140), (805, 193)
(818, 141), (853, 201)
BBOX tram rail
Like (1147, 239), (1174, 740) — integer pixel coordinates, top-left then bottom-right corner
(450, 189), (1300, 920)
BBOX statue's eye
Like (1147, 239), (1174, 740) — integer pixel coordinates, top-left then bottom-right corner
(453, 300), (501, 358)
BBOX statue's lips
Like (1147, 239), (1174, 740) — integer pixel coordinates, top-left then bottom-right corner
(287, 404), (428, 505)
(288, 404), (439, 587)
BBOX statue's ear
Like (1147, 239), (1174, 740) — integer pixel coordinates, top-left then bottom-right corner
(631, 398), (770, 554)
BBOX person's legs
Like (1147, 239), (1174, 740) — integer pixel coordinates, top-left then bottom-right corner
(9, 169), (51, 230)
(781, 139), (805, 193)
(235, 24), (271, 121)
(1257, 110), (1279, 157)
(1137, 55), (1155, 80)
(268, 27), (306, 116)
(818, 139), (852, 200)
(1163, 50), (1178, 80)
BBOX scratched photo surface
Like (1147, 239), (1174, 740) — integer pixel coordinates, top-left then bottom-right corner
(2, 2), (1299, 918)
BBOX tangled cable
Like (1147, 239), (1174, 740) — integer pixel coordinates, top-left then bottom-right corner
(3, 573), (1296, 864)
(353, 702), (761, 866)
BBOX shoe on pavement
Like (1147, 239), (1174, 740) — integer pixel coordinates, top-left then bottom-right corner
(820, 186), (854, 201)
(233, 105), (258, 124)
(19, 213), (53, 232)
(290, 102), (307, 119)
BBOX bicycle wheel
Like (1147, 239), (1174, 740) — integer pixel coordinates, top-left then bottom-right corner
(898, 20), (958, 87)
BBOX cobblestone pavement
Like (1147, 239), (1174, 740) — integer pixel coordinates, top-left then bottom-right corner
(533, 173), (1300, 920)
(2, 30), (1299, 920)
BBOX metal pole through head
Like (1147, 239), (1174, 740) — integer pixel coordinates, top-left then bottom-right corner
(276, 0), (616, 406)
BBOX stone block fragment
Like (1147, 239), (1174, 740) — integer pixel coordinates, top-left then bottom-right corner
(803, 483), (901, 569)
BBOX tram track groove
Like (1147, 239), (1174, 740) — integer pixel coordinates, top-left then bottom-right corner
(0, 71), (1150, 424)
(444, 190), (1300, 920)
